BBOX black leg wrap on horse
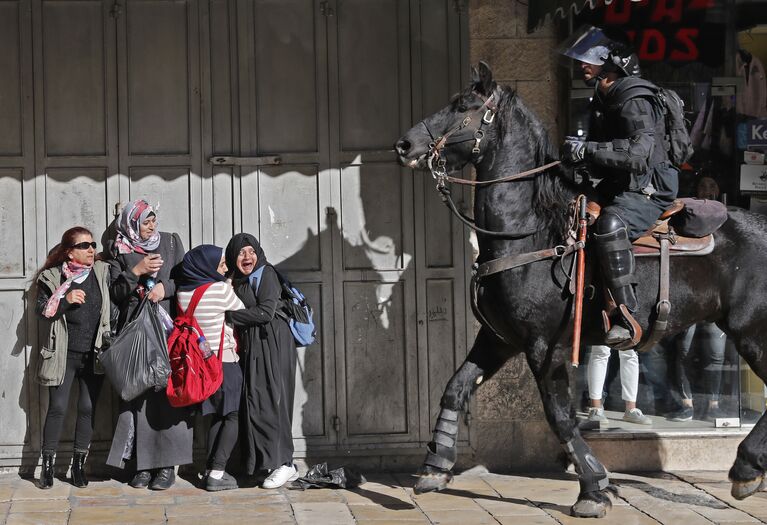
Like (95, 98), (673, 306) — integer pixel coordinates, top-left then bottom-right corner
(564, 439), (609, 493)
(424, 408), (459, 471)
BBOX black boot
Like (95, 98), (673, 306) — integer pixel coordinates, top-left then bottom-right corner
(71, 450), (89, 488)
(39, 452), (55, 489)
(149, 467), (176, 490)
(594, 216), (640, 348)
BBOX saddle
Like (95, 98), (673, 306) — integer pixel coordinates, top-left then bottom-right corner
(587, 199), (717, 351)
(587, 199), (715, 257)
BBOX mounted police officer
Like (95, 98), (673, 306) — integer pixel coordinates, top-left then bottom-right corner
(558, 27), (679, 349)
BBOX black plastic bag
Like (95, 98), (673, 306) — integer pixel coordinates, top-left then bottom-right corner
(289, 462), (366, 490)
(99, 297), (171, 401)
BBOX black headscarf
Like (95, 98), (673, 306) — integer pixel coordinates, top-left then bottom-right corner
(177, 244), (226, 292)
(225, 233), (268, 283)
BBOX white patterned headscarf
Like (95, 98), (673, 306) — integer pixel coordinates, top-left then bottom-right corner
(113, 199), (161, 255)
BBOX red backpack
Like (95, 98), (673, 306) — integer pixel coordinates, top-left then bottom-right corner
(166, 283), (224, 407)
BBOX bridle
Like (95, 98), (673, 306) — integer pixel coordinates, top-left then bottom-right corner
(415, 87), (583, 346)
(425, 88), (500, 179)
(421, 88), (561, 239)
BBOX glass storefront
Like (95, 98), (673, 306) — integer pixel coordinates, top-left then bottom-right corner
(564, 4), (767, 432)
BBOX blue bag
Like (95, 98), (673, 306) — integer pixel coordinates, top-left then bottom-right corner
(248, 266), (317, 347)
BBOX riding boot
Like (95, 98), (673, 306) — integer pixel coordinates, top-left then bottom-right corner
(71, 449), (89, 488)
(593, 223), (641, 349)
(39, 452), (55, 489)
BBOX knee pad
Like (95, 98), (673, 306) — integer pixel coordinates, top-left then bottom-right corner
(595, 212), (628, 236)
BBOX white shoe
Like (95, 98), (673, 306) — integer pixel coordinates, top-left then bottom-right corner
(261, 464), (299, 489)
(623, 408), (652, 425)
(587, 407), (607, 423)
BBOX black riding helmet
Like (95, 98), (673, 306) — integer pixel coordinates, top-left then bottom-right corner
(557, 25), (641, 78)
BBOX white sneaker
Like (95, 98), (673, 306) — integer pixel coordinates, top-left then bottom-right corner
(261, 464), (299, 489)
(587, 407), (607, 423)
(623, 408), (652, 425)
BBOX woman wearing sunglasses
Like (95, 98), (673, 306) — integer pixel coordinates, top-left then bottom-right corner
(105, 199), (188, 491)
(35, 227), (114, 489)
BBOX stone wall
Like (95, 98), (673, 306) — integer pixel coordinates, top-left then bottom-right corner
(462, 0), (565, 472)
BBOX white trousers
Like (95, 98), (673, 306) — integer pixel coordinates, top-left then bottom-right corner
(587, 345), (639, 403)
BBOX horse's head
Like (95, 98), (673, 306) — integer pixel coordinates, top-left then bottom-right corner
(395, 61), (499, 173)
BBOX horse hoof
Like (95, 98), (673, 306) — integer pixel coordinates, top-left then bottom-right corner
(571, 498), (609, 519)
(731, 476), (766, 500)
(413, 470), (453, 494)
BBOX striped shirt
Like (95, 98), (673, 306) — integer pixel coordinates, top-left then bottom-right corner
(177, 281), (245, 363)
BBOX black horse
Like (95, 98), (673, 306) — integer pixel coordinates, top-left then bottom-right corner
(395, 62), (767, 518)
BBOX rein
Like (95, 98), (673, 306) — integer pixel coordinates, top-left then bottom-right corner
(418, 90), (585, 344)
(424, 88), (561, 239)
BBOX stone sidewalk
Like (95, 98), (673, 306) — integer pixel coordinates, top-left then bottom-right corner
(0, 468), (765, 524)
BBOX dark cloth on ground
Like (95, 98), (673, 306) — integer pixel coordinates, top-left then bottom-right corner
(106, 230), (193, 471)
(42, 352), (104, 453)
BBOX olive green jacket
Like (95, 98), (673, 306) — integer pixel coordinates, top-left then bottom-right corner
(35, 261), (112, 386)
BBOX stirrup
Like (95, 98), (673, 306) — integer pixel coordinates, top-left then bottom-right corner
(608, 305), (642, 350)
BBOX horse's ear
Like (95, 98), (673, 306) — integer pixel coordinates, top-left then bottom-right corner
(477, 61), (496, 96)
(470, 65), (480, 86)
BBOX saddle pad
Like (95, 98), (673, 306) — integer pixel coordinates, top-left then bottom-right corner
(633, 234), (715, 257)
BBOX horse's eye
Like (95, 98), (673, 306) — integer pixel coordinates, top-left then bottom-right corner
(457, 104), (468, 112)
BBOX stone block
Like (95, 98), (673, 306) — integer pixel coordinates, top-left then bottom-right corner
(469, 0), (517, 40)
(586, 435), (740, 472)
(470, 38), (558, 82)
(348, 506), (427, 521)
(516, 79), (561, 137)
(410, 490), (485, 511)
(5, 512), (69, 525)
(287, 488), (346, 503)
(422, 508), (498, 524)
(68, 505), (166, 524)
(9, 499), (69, 513)
(292, 501), (355, 525)
(11, 482), (70, 501)
(474, 354), (544, 422)
(495, 516), (558, 525)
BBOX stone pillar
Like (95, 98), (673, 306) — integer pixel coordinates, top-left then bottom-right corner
(461, 0), (565, 472)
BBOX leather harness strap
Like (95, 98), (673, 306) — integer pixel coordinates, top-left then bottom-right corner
(441, 160), (562, 187)
(637, 233), (672, 352)
(475, 244), (581, 279)
(470, 242), (583, 344)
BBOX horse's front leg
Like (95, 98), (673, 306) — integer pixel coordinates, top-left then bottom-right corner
(526, 341), (615, 519)
(414, 327), (514, 494)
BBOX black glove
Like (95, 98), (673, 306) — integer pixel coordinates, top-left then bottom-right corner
(561, 137), (588, 165)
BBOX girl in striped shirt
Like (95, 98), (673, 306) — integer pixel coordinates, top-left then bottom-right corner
(176, 245), (244, 491)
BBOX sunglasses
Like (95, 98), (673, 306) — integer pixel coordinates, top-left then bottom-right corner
(71, 241), (97, 250)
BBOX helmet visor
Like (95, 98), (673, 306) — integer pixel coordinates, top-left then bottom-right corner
(557, 25), (616, 66)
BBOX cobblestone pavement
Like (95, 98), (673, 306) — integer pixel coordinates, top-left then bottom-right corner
(0, 468), (765, 524)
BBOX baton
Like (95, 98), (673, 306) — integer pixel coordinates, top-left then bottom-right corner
(571, 196), (588, 367)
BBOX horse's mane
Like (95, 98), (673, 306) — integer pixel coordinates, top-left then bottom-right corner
(497, 87), (581, 239)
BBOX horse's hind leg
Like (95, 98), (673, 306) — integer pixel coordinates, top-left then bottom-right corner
(728, 335), (767, 499)
(414, 327), (512, 494)
(526, 342), (614, 519)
